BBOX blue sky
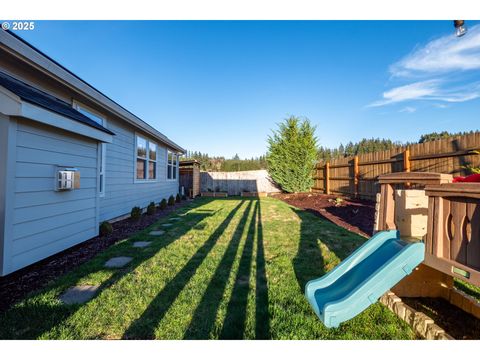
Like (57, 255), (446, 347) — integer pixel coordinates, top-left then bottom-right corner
(12, 20), (480, 158)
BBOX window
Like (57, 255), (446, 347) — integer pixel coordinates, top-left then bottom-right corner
(73, 101), (106, 196)
(136, 135), (157, 181)
(167, 150), (178, 180)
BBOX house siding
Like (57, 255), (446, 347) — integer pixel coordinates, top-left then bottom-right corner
(9, 118), (98, 273)
(99, 118), (179, 222)
(0, 114), (10, 274)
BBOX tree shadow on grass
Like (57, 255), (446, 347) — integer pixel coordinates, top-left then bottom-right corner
(182, 201), (254, 339)
(217, 202), (257, 339)
(0, 201), (215, 339)
(292, 210), (327, 291)
(255, 200), (270, 339)
(183, 199), (271, 340)
(292, 208), (366, 292)
(122, 200), (249, 339)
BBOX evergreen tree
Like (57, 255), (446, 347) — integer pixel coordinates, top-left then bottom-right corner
(266, 116), (318, 193)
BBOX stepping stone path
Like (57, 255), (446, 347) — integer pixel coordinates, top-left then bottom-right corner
(161, 223), (173, 227)
(149, 230), (165, 236)
(104, 256), (133, 268)
(170, 217), (181, 221)
(132, 241), (152, 248)
(59, 285), (99, 305)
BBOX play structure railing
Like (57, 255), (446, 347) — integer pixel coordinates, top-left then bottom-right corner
(424, 183), (480, 286)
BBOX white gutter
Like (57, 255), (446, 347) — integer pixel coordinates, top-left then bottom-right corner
(0, 85), (113, 143)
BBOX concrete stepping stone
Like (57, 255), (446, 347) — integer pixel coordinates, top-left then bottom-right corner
(132, 241), (152, 248)
(59, 285), (99, 305)
(104, 256), (133, 268)
(170, 217), (181, 221)
(161, 223), (173, 227)
(149, 230), (165, 236)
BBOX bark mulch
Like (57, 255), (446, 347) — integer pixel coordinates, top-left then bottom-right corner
(0, 201), (191, 313)
(272, 193), (375, 237)
(403, 297), (480, 340)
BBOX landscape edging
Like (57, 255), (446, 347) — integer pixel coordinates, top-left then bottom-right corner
(379, 291), (454, 340)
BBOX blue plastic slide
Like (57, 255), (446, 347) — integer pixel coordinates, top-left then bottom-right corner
(305, 230), (424, 328)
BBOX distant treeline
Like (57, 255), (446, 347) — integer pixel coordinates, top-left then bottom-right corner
(183, 130), (478, 171)
(181, 151), (267, 172)
(317, 130), (478, 162)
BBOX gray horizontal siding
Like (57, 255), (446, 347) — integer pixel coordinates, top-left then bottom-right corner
(10, 119), (98, 272)
(99, 118), (179, 222)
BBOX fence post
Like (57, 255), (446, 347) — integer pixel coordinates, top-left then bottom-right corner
(354, 155), (359, 198)
(324, 162), (330, 195)
(403, 147), (411, 172)
(403, 147), (411, 188)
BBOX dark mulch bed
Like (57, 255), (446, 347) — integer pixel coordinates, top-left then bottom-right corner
(403, 297), (480, 340)
(0, 200), (191, 313)
(272, 193), (375, 237)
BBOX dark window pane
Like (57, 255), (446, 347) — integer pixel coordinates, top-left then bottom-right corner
(136, 159), (146, 179)
(149, 161), (156, 179)
(173, 166), (177, 179)
(137, 136), (147, 158)
(167, 165), (172, 179)
(149, 143), (157, 160)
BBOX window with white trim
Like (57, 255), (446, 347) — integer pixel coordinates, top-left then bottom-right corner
(136, 135), (157, 181)
(73, 101), (107, 196)
(167, 150), (178, 180)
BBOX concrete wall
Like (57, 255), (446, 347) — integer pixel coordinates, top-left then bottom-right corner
(99, 118), (179, 221)
(8, 118), (99, 274)
(200, 170), (281, 195)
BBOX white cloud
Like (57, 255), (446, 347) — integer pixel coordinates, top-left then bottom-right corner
(368, 79), (480, 107)
(391, 24), (480, 77)
(399, 106), (416, 113)
(369, 25), (480, 108)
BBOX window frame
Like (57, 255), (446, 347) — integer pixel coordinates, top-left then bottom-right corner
(167, 149), (178, 181)
(72, 100), (107, 197)
(134, 133), (158, 183)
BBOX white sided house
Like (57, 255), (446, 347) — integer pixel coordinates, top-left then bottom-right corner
(0, 31), (185, 275)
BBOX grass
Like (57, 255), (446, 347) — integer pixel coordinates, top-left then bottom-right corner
(455, 279), (480, 302)
(0, 197), (415, 339)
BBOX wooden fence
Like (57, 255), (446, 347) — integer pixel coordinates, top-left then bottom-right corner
(312, 132), (480, 199)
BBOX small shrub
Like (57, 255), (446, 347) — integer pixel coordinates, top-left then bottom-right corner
(328, 197), (344, 207)
(168, 195), (176, 206)
(176, 193), (181, 203)
(99, 221), (113, 236)
(147, 202), (156, 215)
(463, 151), (480, 174)
(159, 198), (167, 210)
(131, 206), (142, 220)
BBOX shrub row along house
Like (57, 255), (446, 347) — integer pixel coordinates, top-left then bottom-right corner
(0, 31), (185, 275)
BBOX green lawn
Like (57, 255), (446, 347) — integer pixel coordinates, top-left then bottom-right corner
(0, 197), (414, 339)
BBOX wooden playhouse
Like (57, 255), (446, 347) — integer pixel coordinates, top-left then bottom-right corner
(375, 172), (480, 318)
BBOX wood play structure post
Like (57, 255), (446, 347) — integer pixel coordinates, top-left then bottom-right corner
(376, 172), (480, 318)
